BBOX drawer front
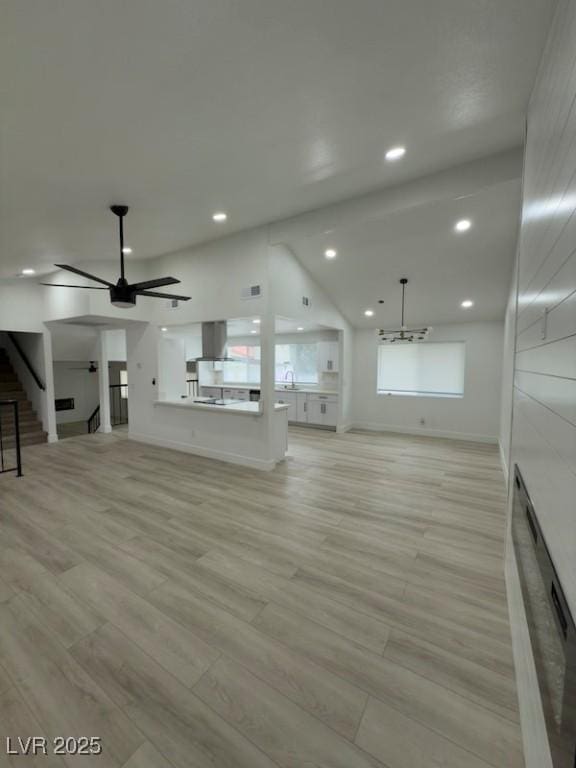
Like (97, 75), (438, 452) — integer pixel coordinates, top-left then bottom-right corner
(308, 394), (338, 403)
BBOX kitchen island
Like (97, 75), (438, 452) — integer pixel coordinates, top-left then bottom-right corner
(138, 397), (290, 470)
(154, 397), (289, 416)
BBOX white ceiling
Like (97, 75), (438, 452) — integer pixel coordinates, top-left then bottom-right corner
(0, 0), (553, 279)
(162, 316), (331, 338)
(284, 175), (522, 326)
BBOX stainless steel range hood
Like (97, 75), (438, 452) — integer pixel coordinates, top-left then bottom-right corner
(196, 321), (231, 361)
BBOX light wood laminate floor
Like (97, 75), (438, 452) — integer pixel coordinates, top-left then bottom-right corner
(0, 427), (522, 768)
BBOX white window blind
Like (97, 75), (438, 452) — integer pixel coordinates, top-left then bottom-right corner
(377, 342), (465, 397)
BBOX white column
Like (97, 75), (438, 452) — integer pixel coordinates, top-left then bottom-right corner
(98, 330), (112, 433)
(41, 327), (58, 443)
(259, 307), (277, 460)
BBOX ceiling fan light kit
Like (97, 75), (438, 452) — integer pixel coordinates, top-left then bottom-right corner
(42, 205), (191, 308)
(377, 278), (431, 343)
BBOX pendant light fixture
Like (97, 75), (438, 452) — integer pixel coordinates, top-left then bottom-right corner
(378, 278), (431, 343)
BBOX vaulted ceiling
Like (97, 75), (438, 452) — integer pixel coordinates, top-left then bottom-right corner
(0, 0), (554, 324)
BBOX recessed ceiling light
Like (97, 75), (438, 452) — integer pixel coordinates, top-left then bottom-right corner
(252, 318), (261, 324)
(122, 247), (132, 255)
(324, 248), (337, 259)
(455, 219), (472, 233)
(461, 299), (474, 309)
(212, 212), (227, 222)
(364, 309), (374, 317)
(250, 329), (258, 334)
(297, 326), (304, 331)
(161, 327), (168, 331)
(385, 146), (406, 162)
(21, 268), (35, 275)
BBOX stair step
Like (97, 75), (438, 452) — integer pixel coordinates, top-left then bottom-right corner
(0, 391), (29, 401)
(0, 349), (47, 449)
(1, 431), (47, 448)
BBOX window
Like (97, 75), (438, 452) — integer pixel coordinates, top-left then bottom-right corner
(377, 342), (465, 397)
(275, 343), (318, 384)
(222, 345), (261, 384)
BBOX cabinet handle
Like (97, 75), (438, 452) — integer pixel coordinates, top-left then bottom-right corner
(327, 360), (332, 370)
(321, 403), (326, 414)
(304, 402), (307, 412)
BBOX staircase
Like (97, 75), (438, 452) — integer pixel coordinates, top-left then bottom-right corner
(0, 347), (47, 446)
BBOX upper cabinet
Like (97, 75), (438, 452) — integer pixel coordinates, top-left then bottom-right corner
(317, 341), (339, 373)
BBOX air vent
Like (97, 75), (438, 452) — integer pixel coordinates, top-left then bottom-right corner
(241, 284), (262, 300)
(302, 296), (310, 307)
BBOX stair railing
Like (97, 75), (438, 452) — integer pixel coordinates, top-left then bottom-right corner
(109, 383), (128, 426)
(0, 400), (23, 477)
(87, 405), (100, 434)
(6, 333), (45, 391)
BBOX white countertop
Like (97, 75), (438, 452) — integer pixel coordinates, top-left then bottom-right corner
(154, 398), (290, 416)
(199, 384), (338, 395)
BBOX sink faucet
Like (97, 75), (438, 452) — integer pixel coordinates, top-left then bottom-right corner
(284, 370), (296, 389)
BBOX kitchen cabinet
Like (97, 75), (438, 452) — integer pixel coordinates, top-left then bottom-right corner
(296, 393), (308, 422)
(307, 394), (338, 426)
(317, 341), (339, 373)
(275, 391), (297, 419)
(201, 386), (223, 398)
(223, 388), (250, 401)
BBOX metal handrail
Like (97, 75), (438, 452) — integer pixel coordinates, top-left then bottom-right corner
(87, 405), (100, 434)
(0, 400), (23, 477)
(7, 332), (45, 391)
(109, 383), (128, 426)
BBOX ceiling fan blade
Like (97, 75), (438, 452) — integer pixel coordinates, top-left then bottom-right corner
(129, 276), (180, 291)
(138, 290), (191, 301)
(54, 264), (115, 287)
(41, 283), (108, 289)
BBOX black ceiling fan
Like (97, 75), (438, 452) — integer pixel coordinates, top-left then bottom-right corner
(41, 205), (191, 308)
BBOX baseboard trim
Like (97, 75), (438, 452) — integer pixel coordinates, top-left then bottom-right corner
(499, 439), (509, 485)
(128, 431), (277, 471)
(350, 421), (498, 444)
(336, 423), (353, 434)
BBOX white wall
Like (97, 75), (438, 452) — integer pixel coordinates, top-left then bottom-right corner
(50, 325), (99, 361)
(52, 362), (99, 424)
(351, 321), (504, 442)
(506, 3), (576, 766)
(269, 244), (354, 429)
(0, 282), (46, 332)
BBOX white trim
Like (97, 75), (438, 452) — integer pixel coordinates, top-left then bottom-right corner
(128, 431), (277, 471)
(47, 432), (59, 443)
(350, 421), (498, 444)
(505, 544), (552, 768)
(336, 423), (353, 434)
(499, 439), (509, 484)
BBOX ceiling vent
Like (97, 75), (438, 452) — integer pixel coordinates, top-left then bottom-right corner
(241, 284), (262, 300)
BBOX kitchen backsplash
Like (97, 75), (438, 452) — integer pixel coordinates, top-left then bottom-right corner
(199, 369), (339, 390)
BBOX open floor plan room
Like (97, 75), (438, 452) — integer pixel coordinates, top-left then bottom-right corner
(0, 428), (519, 768)
(1, 1), (575, 766)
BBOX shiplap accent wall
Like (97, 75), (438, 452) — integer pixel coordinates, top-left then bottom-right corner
(507, 2), (576, 766)
(513, 0), (576, 615)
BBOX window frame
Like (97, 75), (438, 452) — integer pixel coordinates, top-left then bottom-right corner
(376, 340), (466, 399)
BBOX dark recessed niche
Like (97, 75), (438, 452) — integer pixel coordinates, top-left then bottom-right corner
(55, 398), (75, 411)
